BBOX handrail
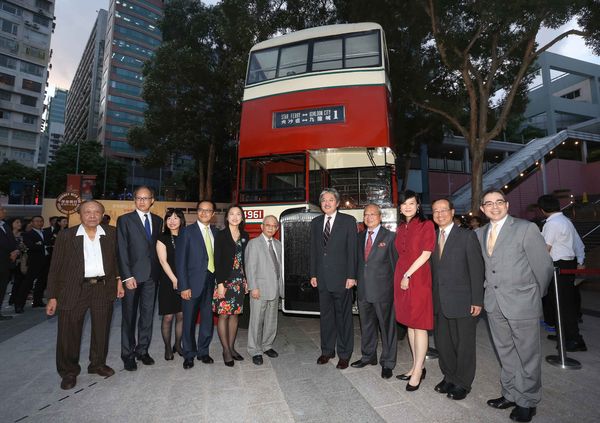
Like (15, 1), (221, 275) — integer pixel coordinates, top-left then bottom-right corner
(582, 224), (600, 239)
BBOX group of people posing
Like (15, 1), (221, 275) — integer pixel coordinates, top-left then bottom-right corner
(42, 184), (584, 423)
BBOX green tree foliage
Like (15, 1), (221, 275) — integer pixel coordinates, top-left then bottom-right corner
(0, 160), (40, 196)
(45, 141), (126, 198)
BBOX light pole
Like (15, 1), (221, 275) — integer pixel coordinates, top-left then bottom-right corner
(131, 159), (136, 193)
(75, 140), (81, 174)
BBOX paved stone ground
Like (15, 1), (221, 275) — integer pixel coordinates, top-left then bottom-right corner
(1, 285), (599, 423)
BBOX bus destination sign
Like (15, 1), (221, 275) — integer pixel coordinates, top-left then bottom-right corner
(274, 106), (345, 128)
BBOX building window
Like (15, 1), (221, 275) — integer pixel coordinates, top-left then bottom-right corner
(35, 0), (51, 12)
(22, 114), (36, 124)
(107, 109), (144, 124)
(0, 2), (23, 16)
(114, 25), (161, 47)
(0, 53), (17, 70)
(110, 80), (142, 96)
(0, 35), (18, 54)
(0, 89), (10, 100)
(12, 129), (37, 142)
(0, 109), (9, 119)
(561, 89), (581, 100)
(24, 45), (46, 60)
(20, 94), (37, 107)
(24, 29), (48, 45)
(111, 52), (145, 68)
(115, 0), (161, 21)
(0, 71), (15, 86)
(114, 66), (144, 82)
(22, 79), (42, 92)
(0, 18), (18, 36)
(115, 10), (161, 36)
(113, 38), (154, 59)
(20, 60), (44, 77)
(107, 94), (147, 112)
(32, 14), (50, 28)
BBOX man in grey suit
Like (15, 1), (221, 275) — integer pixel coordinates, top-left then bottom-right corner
(476, 189), (553, 423)
(351, 204), (398, 379)
(246, 215), (282, 365)
(431, 198), (484, 401)
(310, 187), (358, 370)
(117, 186), (163, 371)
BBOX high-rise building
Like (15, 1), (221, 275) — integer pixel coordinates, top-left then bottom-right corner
(0, 0), (55, 167)
(39, 86), (66, 164)
(64, 9), (107, 144)
(97, 0), (163, 188)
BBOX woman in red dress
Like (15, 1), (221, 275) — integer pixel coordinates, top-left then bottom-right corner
(393, 190), (435, 391)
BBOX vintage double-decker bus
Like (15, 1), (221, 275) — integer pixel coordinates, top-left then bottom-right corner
(238, 23), (397, 314)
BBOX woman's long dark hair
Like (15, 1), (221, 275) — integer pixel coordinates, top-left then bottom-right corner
(225, 204), (245, 231)
(398, 190), (426, 222)
(163, 209), (186, 235)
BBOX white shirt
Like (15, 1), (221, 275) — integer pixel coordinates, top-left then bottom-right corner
(438, 222), (454, 240)
(542, 212), (585, 264)
(364, 224), (381, 248)
(76, 224), (106, 277)
(262, 233), (278, 259)
(197, 221), (214, 248)
(323, 211), (337, 231)
(136, 209), (152, 234)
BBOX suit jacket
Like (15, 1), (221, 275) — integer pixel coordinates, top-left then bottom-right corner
(47, 225), (119, 310)
(175, 222), (218, 298)
(310, 212), (358, 292)
(356, 226), (397, 303)
(214, 226), (249, 284)
(476, 215), (553, 320)
(116, 211), (163, 283)
(23, 228), (52, 272)
(0, 223), (17, 272)
(245, 235), (282, 301)
(431, 225), (484, 318)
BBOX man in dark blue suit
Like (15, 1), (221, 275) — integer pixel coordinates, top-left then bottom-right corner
(176, 200), (218, 369)
(310, 188), (358, 370)
(0, 206), (18, 320)
(117, 186), (163, 371)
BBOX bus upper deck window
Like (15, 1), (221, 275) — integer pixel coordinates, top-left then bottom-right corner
(277, 43), (308, 78)
(345, 32), (380, 68)
(312, 38), (343, 71)
(248, 49), (278, 84)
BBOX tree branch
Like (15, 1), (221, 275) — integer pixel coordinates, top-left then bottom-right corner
(414, 101), (469, 140)
(534, 28), (588, 58)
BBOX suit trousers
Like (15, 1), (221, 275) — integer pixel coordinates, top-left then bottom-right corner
(56, 282), (114, 377)
(182, 272), (215, 359)
(247, 296), (278, 357)
(433, 312), (477, 390)
(486, 305), (542, 408)
(0, 267), (9, 311)
(357, 299), (397, 368)
(542, 260), (581, 342)
(15, 259), (49, 307)
(319, 288), (354, 359)
(121, 279), (156, 360)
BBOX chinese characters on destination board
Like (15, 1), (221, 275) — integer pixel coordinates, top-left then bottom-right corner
(274, 106), (345, 128)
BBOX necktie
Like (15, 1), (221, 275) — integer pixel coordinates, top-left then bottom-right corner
(364, 231), (374, 261)
(0, 221), (5, 234)
(323, 216), (331, 246)
(487, 223), (498, 256)
(144, 214), (152, 241)
(438, 229), (445, 259)
(205, 226), (215, 273)
(268, 239), (280, 280)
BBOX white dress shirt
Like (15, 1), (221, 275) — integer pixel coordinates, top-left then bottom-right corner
(136, 209), (152, 234)
(197, 221), (214, 249)
(542, 212), (585, 265)
(76, 225), (106, 277)
(323, 211), (337, 231)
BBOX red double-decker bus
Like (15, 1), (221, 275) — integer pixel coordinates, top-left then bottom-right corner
(238, 23), (397, 313)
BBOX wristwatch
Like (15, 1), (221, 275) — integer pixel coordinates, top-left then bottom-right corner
(404, 274), (411, 279)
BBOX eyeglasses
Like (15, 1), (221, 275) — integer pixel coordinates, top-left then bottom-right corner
(135, 197), (153, 201)
(264, 224), (278, 229)
(482, 200), (507, 208)
(432, 209), (451, 215)
(198, 209), (214, 214)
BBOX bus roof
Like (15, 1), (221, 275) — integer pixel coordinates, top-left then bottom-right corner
(250, 22), (384, 52)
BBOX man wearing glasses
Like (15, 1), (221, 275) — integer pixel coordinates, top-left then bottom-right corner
(476, 189), (553, 423)
(117, 186), (163, 371)
(176, 200), (218, 369)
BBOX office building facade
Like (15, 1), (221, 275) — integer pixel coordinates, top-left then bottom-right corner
(39, 86), (65, 164)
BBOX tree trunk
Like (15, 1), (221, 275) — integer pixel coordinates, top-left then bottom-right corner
(400, 155), (411, 191)
(198, 158), (205, 200)
(205, 141), (215, 201)
(470, 145), (485, 215)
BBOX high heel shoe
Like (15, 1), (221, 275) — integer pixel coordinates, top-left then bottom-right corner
(396, 368), (426, 381)
(173, 343), (183, 357)
(406, 368), (426, 392)
(223, 354), (234, 367)
(231, 351), (244, 361)
(164, 346), (174, 361)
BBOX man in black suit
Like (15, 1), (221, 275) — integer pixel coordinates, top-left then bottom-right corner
(117, 186), (163, 371)
(431, 198), (484, 401)
(0, 206), (18, 320)
(14, 215), (52, 312)
(310, 188), (357, 370)
(351, 204), (398, 378)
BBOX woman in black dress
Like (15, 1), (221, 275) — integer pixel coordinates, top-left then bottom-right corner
(213, 205), (249, 366)
(156, 209), (185, 360)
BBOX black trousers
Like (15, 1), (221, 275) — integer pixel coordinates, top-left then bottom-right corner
(15, 259), (49, 307)
(0, 266), (10, 312)
(56, 282), (114, 377)
(318, 287), (354, 360)
(433, 312), (477, 390)
(121, 279), (156, 360)
(182, 272), (215, 359)
(542, 259), (581, 342)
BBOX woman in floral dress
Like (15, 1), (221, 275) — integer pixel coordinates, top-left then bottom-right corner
(213, 205), (249, 366)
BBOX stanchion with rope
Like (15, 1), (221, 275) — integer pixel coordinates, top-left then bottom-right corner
(545, 267), (600, 370)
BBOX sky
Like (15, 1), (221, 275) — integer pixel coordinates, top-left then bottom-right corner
(47, 0), (600, 98)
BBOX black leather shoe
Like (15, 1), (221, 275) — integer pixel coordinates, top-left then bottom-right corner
(351, 358), (377, 368)
(381, 367), (393, 379)
(264, 349), (278, 358)
(88, 365), (115, 378)
(138, 353), (155, 365)
(447, 386), (468, 400)
(232, 351), (244, 361)
(60, 375), (76, 390)
(510, 406), (536, 422)
(434, 379), (455, 394)
(317, 354), (334, 365)
(124, 358), (137, 371)
(426, 347), (439, 359)
(564, 340), (587, 352)
(252, 355), (263, 365)
(183, 358), (194, 369)
(397, 368), (426, 381)
(198, 355), (214, 364)
(406, 380), (421, 391)
(336, 359), (349, 369)
(14, 307), (24, 314)
(547, 334), (557, 341)
(487, 396), (516, 409)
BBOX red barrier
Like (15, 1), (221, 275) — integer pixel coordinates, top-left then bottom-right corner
(559, 268), (600, 275)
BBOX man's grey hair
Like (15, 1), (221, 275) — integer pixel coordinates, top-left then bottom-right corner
(364, 203), (382, 215)
(79, 200), (105, 214)
(319, 188), (340, 204)
(262, 215), (279, 225)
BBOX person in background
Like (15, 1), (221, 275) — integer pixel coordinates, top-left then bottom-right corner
(468, 216), (483, 230)
(213, 205), (249, 367)
(156, 209), (185, 361)
(0, 207), (18, 320)
(102, 215), (111, 226)
(7, 218), (26, 307)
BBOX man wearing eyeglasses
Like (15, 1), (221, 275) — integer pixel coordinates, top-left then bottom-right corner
(476, 189), (553, 423)
(117, 186), (163, 371)
(176, 200), (219, 369)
